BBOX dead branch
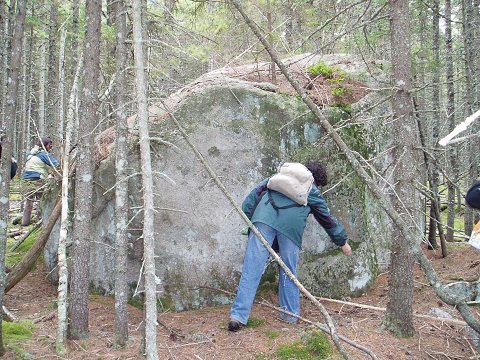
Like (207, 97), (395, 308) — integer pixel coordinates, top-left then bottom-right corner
(5, 197), (62, 293)
(33, 310), (56, 324)
(316, 296), (468, 327)
(2, 306), (17, 322)
(9, 220), (42, 252)
(7, 229), (23, 238)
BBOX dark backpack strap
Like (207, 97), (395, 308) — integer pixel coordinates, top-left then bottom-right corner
(265, 190), (303, 215)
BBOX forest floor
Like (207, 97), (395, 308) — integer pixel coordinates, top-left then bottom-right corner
(3, 233), (480, 359)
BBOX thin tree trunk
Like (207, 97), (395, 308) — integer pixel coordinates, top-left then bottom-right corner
(21, 13), (35, 173)
(429, 0), (441, 248)
(0, 0), (6, 125)
(0, 0), (27, 354)
(68, 0), (101, 340)
(114, 0), (129, 347)
(462, 0), (476, 236)
(132, 0), (159, 357)
(414, 5), (432, 247)
(445, 0), (456, 244)
(69, 0), (80, 145)
(56, 26), (67, 157)
(56, 55), (83, 356)
(266, 0), (276, 84)
(38, 42), (46, 136)
(284, 0), (294, 50)
(46, 0), (59, 140)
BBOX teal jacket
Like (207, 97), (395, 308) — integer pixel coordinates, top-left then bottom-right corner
(242, 178), (347, 248)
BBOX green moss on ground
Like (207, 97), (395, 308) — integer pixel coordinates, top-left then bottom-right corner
(276, 329), (334, 359)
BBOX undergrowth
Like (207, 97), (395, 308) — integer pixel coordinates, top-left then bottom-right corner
(6, 229), (39, 267)
(275, 329), (334, 359)
(3, 320), (35, 359)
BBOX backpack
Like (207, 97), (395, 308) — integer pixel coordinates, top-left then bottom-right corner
(466, 180), (480, 210)
(267, 163), (314, 206)
(253, 163), (313, 215)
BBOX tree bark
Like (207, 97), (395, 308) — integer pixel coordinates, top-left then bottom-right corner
(445, 0), (456, 244)
(56, 55), (83, 356)
(0, 0), (27, 354)
(382, 0), (418, 338)
(37, 42), (46, 136)
(428, 0), (442, 249)
(132, 0), (159, 357)
(68, 0), (101, 340)
(462, 0), (477, 237)
(46, 0), (59, 141)
(0, 0), (6, 125)
(114, 0), (130, 347)
(56, 26), (67, 157)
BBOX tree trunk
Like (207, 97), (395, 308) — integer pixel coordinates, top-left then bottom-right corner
(46, 0), (59, 141)
(445, 0), (456, 244)
(428, 0), (441, 248)
(69, 0), (80, 144)
(68, 0), (101, 340)
(19, 7), (35, 171)
(132, 0), (159, 357)
(56, 55), (83, 356)
(114, 0), (129, 347)
(266, 0), (276, 84)
(462, 0), (477, 237)
(0, 0), (27, 354)
(21, 13), (35, 172)
(0, 0), (6, 125)
(382, 0), (417, 338)
(37, 42), (46, 136)
(56, 26), (67, 157)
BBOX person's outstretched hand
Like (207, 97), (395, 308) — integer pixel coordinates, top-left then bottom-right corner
(342, 243), (352, 256)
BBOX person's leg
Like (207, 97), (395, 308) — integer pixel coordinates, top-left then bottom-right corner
(20, 180), (40, 226)
(277, 234), (300, 323)
(230, 222), (275, 326)
(21, 198), (33, 226)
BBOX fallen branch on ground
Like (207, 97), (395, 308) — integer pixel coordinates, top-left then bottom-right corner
(33, 311), (56, 324)
(9, 220), (42, 252)
(316, 296), (468, 327)
(7, 229), (23, 238)
(2, 306), (17, 322)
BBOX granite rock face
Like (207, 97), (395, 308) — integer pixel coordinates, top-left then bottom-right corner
(44, 54), (403, 310)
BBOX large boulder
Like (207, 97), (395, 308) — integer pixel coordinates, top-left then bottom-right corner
(44, 53), (400, 310)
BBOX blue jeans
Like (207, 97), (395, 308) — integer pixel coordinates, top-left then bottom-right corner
(230, 222), (300, 324)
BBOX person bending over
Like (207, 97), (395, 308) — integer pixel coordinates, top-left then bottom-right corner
(228, 162), (352, 331)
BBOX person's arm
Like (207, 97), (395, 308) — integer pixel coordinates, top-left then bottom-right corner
(308, 186), (351, 255)
(242, 179), (268, 219)
(37, 152), (60, 168)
